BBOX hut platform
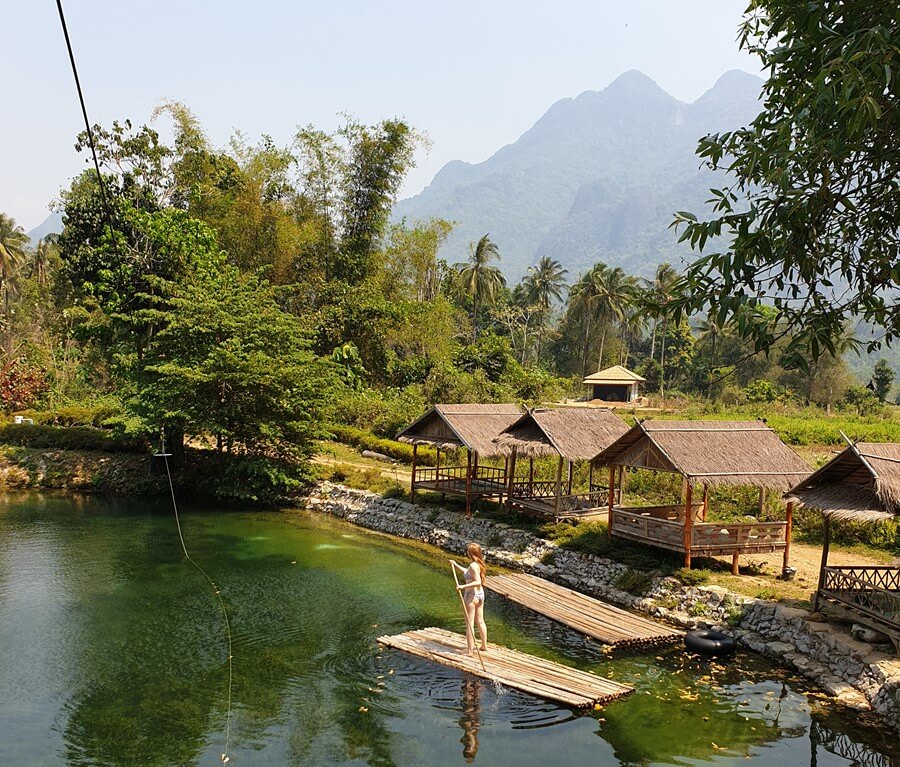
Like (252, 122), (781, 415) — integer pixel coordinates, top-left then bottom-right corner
(377, 627), (632, 707)
(486, 572), (682, 648)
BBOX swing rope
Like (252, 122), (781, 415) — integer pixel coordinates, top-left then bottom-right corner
(161, 441), (234, 764)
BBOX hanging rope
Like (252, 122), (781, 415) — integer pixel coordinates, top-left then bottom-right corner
(160, 437), (234, 764)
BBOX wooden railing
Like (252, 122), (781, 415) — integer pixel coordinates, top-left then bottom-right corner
(508, 479), (557, 499)
(820, 566), (900, 630)
(610, 508), (788, 555)
(413, 464), (506, 488)
(620, 503), (704, 522)
(557, 490), (614, 514)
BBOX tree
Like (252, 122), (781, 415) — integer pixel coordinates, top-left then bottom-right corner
(30, 238), (56, 287)
(643, 262), (678, 363)
(453, 234), (506, 338)
(871, 359), (895, 401)
(522, 256), (567, 364)
(576, 264), (637, 371)
(0, 213), (28, 354)
(138, 265), (336, 463)
(672, 1), (900, 370)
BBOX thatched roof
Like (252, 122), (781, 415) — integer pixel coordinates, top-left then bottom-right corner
(789, 442), (900, 522)
(583, 365), (646, 385)
(396, 403), (522, 457)
(493, 407), (630, 460)
(591, 420), (811, 490)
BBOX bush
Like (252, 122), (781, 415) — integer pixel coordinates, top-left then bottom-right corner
(336, 386), (425, 437)
(674, 567), (711, 586)
(0, 424), (147, 453)
(614, 569), (653, 596)
(329, 424), (437, 464)
(14, 402), (123, 428)
(192, 453), (313, 506)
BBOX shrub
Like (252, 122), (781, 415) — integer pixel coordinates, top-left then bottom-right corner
(0, 424), (147, 453)
(329, 424), (437, 464)
(192, 453), (313, 506)
(383, 484), (407, 500)
(674, 567), (711, 586)
(614, 569), (653, 596)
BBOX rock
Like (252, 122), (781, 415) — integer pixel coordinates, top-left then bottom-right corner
(851, 624), (891, 644)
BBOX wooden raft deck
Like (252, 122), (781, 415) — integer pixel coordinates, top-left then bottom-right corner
(377, 627), (632, 708)
(486, 572), (682, 649)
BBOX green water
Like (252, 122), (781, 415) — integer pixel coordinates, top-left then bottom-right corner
(0, 493), (897, 767)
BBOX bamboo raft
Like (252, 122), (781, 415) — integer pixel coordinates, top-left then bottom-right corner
(378, 627), (633, 708)
(486, 572), (682, 649)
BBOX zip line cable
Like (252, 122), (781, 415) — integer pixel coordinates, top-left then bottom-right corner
(54, 2), (235, 761)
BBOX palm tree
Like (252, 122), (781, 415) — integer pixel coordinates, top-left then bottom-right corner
(453, 234), (505, 339)
(522, 256), (567, 363)
(645, 262), (678, 363)
(0, 214), (28, 355)
(30, 237), (56, 287)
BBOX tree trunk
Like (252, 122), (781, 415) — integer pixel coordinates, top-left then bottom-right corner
(581, 309), (592, 376)
(650, 318), (658, 362)
(597, 327), (607, 372)
(659, 320), (667, 397)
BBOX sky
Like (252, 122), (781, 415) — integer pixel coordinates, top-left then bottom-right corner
(3, 1), (759, 232)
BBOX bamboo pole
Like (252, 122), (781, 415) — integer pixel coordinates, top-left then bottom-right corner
(567, 459), (574, 495)
(465, 450), (473, 517)
(683, 481), (693, 569)
(450, 562), (487, 673)
(813, 515), (831, 613)
(589, 461), (594, 491)
(529, 457), (534, 495)
(410, 443), (418, 503)
(758, 486), (766, 514)
(617, 465), (624, 505)
(702, 483), (709, 521)
(783, 500), (794, 576)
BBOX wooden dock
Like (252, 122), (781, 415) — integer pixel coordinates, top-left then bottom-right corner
(378, 627), (632, 708)
(486, 572), (682, 649)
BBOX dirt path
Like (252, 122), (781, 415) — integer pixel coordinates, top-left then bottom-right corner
(312, 454), (412, 483)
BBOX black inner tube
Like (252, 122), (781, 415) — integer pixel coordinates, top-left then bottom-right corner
(684, 629), (737, 656)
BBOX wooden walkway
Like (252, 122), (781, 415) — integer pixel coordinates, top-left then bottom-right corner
(378, 627), (632, 708)
(486, 572), (682, 649)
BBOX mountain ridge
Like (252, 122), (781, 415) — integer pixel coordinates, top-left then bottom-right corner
(394, 69), (763, 280)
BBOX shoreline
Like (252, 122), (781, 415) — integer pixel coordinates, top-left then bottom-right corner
(306, 481), (900, 731)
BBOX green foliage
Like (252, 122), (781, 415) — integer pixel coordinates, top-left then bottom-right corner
(613, 569), (653, 596)
(193, 453), (313, 506)
(872, 359), (895, 401)
(673, 567), (711, 586)
(792, 505), (900, 555)
(0, 424), (146, 453)
(743, 379), (789, 404)
(328, 424), (437, 464)
(843, 385), (883, 417)
(672, 1), (900, 368)
(334, 387), (425, 437)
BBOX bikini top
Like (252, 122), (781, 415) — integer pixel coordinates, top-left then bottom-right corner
(464, 563), (481, 585)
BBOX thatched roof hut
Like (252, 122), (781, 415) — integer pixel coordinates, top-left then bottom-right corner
(494, 407), (630, 460)
(789, 442), (900, 522)
(396, 403), (522, 457)
(591, 420), (811, 490)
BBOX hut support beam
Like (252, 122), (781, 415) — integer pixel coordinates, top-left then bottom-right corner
(683, 481), (693, 569)
(529, 457), (534, 495)
(782, 501), (794, 575)
(702, 484), (709, 521)
(554, 455), (564, 520)
(567, 460), (574, 495)
(617, 465), (624, 506)
(410, 443), (418, 503)
(499, 456), (508, 508)
(731, 553), (740, 576)
(607, 464), (616, 538)
(814, 515), (831, 613)
(465, 450), (473, 517)
(505, 447), (518, 510)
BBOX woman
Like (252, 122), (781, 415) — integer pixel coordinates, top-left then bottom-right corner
(452, 543), (488, 655)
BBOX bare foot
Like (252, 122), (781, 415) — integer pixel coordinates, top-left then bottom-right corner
(480, 645), (488, 652)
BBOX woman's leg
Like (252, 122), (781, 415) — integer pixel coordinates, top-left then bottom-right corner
(475, 599), (488, 651)
(463, 597), (476, 654)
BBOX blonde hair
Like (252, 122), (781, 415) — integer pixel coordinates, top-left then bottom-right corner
(467, 542), (487, 581)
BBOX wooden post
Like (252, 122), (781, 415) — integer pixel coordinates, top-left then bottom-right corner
(731, 552), (740, 576)
(683, 480), (693, 569)
(505, 447), (518, 510)
(465, 449), (473, 517)
(410, 443), (418, 503)
(554, 455), (564, 520)
(814, 515), (831, 613)
(589, 461), (594, 491)
(758, 486), (766, 515)
(607, 464), (616, 538)
(529, 457), (534, 495)
(567, 459), (574, 495)
(702, 484), (709, 521)
(783, 500), (794, 576)
(617, 465), (624, 506)
(499, 456), (509, 508)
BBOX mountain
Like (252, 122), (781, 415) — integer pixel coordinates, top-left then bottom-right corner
(394, 70), (763, 281)
(27, 212), (63, 244)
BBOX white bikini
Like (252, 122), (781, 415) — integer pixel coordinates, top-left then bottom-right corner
(464, 562), (485, 604)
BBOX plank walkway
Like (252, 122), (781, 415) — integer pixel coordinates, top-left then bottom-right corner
(378, 627), (632, 708)
(486, 572), (682, 649)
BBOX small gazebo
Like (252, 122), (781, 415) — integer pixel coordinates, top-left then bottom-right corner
(396, 403), (522, 515)
(592, 420), (812, 572)
(492, 407), (630, 521)
(789, 441), (900, 652)
(583, 365), (645, 403)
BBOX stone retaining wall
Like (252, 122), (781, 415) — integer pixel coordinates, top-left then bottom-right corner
(307, 481), (900, 730)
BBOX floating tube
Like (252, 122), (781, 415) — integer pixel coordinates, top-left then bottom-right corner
(684, 629), (736, 656)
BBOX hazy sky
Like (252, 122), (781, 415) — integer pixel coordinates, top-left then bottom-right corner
(4, 1), (759, 231)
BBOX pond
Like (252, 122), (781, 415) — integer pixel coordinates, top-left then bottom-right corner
(0, 492), (897, 767)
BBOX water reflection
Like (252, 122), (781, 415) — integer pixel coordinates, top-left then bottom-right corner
(458, 679), (482, 762)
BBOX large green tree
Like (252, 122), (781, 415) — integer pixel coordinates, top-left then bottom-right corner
(522, 256), (567, 363)
(0, 213), (29, 354)
(672, 1), (900, 370)
(453, 234), (506, 338)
